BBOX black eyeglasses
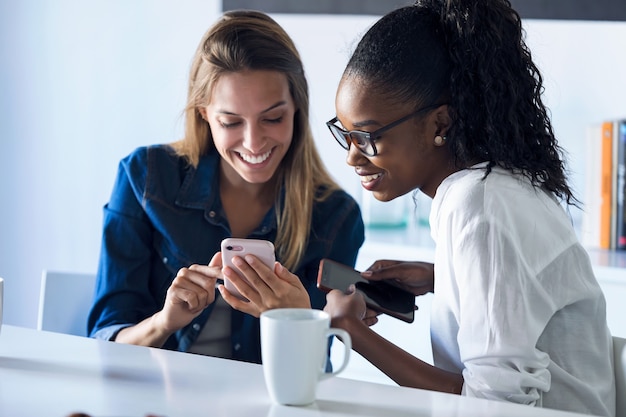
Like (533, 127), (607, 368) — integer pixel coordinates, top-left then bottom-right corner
(326, 104), (440, 156)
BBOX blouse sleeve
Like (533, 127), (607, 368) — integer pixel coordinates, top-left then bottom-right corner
(452, 216), (553, 405)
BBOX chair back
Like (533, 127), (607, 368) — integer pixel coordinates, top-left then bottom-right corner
(615, 336), (626, 417)
(37, 270), (96, 337)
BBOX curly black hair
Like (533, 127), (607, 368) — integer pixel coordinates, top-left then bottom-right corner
(343, 0), (577, 205)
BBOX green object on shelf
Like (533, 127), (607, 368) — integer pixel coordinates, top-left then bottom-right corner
(361, 192), (409, 229)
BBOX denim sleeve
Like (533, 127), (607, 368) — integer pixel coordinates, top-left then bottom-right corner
(301, 191), (365, 311)
(87, 151), (168, 339)
(326, 197), (365, 268)
(291, 192), (364, 371)
(91, 323), (131, 341)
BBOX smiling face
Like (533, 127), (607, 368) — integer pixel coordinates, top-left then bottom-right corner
(335, 75), (455, 200)
(200, 70), (295, 188)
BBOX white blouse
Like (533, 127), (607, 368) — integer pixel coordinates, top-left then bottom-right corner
(429, 163), (615, 416)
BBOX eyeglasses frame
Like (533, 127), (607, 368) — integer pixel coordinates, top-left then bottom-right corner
(326, 103), (442, 156)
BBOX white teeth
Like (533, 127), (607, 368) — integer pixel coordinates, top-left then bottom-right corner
(238, 149), (271, 164)
(361, 173), (382, 183)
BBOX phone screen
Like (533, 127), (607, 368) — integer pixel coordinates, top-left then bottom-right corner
(317, 258), (416, 323)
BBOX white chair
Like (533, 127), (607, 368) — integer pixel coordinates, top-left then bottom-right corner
(615, 336), (626, 417)
(37, 270), (96, 337)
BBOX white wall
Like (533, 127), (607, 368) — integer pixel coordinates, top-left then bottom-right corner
(0, 0), (223, 327)
(1, 2), (626, 332)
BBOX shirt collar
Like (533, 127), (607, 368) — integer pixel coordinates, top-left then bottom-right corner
(175, 149), (220, 210)
(174, 149), (279, 235)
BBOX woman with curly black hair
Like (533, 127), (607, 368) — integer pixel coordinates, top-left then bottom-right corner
(323, 0), (615, 414)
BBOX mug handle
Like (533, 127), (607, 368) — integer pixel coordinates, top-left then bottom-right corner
(319, 327), (351, 381)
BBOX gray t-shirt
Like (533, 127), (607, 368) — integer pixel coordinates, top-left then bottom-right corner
(187, 294), (232, 359)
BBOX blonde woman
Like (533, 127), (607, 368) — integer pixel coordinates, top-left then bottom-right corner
(88, 10), (364, 362)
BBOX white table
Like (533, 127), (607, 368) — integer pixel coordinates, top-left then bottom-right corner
(0, 325), (592, 417)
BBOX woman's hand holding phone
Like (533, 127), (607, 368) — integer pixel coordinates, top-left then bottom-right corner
(115, 253), (224, 348)
(361, 260), (435, 296)
(159, 252), (223, 333)
(324, 285), (368, 324)
(219, 238), (311, 317)
(317, 259), (417, 323)
(324, 285), (381, 327)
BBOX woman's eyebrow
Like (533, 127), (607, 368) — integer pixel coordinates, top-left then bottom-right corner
(261, 101), (288, 113)
(216, 101), (288, 116)
(351, 119), (382, 129)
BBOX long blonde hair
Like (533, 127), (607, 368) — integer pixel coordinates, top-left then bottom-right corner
(172, 10), (340, 269)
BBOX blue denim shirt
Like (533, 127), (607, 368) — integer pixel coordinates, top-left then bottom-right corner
(87, 145), (365, 363)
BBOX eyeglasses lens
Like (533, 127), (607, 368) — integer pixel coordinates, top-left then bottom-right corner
(327, 121), (376, 156)
(352, 133), (374, 155)
(329, 126), (350, 150)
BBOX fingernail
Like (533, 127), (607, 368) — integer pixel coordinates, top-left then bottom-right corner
(361, 271), (372, 278)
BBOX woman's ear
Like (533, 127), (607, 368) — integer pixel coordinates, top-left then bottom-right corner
(434, 104), (452, 137)
(198, 107), (208, 121)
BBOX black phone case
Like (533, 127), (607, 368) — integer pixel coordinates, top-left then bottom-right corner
(317, 258), (416, 323)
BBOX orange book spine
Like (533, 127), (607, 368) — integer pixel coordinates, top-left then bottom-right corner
(600, 121), (614, 249)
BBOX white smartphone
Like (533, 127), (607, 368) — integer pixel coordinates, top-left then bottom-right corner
(221, 238), (276, 301)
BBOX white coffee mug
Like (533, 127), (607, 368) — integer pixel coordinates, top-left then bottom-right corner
(260, 308), (351, 406)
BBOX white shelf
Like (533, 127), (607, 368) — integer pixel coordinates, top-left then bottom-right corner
(362, 226), (626, 278)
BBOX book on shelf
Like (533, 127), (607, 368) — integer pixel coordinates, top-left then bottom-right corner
(616, 121), (626, 250)
(582, 118), (626, 250)
(581, 123), (602, 249)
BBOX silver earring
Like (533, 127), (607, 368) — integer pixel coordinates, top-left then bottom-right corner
(434, 135), (446, 146)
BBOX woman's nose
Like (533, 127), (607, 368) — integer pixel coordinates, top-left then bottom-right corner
(242, 123), (266, 153)
(346, 141), (366, 167)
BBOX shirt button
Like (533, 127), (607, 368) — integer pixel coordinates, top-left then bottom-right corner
(208, 211), (216, 218)
(192, 323), (201, 331)
(162, 257), (168, 264)
(234, 343), (241, 351)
